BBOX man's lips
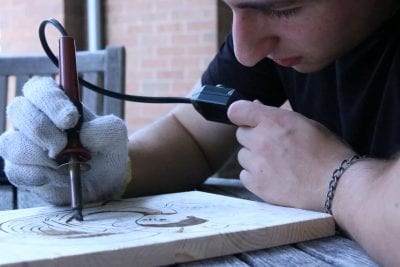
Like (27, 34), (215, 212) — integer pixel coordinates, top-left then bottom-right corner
(271, 56), (302, 67)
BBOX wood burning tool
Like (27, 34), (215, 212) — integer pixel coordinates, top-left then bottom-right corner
(56, 36), (91, 221)
(38, 20), (242, 221)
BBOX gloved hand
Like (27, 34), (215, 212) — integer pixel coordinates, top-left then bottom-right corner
(0, 76), (130, 205)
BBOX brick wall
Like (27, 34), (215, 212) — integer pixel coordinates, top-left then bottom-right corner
(105, 0), (218, 132)
(0, 1), (64, 54)
(1, 0), (220, 134)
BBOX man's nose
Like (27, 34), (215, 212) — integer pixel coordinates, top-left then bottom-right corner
(232, 12), (278, 67)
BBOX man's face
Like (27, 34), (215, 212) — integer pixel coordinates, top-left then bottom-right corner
(224, 0), (393, 73)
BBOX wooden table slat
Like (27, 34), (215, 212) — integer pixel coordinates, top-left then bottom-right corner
(238, 245), (332, 267)
(295, 236), (378, 266)
(177, 255), (250, 267)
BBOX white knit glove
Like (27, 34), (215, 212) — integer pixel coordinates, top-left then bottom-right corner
(0, 76), (130, 205)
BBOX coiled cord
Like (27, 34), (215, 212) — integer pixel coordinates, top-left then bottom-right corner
(39, 18), (192, 104)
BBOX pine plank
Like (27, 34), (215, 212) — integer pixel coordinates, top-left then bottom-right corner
(0, 191), (334, 267)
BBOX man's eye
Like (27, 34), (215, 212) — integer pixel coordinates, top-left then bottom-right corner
(267, 8), (300, 18)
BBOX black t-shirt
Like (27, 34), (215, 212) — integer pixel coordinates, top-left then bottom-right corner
(202, 11), (400, 159)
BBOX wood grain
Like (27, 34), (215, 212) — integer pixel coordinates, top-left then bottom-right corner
(0, 191), (334, 267)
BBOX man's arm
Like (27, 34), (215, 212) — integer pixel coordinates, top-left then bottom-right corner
(227, 100), (400, 266)
(333, 158), (400, 266)
(123, 84), (238, 197)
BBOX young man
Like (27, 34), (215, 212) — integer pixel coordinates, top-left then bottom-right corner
(0, 0), (399, 265)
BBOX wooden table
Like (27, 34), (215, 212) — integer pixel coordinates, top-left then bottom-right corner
(177, 177), (379, 267)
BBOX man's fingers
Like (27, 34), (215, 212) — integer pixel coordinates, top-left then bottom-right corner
(227, 100), (266, 127)
(237, 146), (251, 170)
(22, 76), (80, 130)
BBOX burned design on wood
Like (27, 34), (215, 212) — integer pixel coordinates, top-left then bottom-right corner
(0, 199), (208, 239)
(137, 216), (207, 227)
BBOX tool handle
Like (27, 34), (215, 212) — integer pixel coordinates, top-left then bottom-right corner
(56, 36), (91, 164)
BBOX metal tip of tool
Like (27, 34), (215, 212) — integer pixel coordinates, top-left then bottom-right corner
(73, 208), (84, 221)
(66, 209), (84, 223)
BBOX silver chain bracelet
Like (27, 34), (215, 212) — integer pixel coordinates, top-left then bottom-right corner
(324, 154), (361, 214)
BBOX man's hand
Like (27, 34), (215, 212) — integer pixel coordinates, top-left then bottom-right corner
(0, 77), (129, 205)
(227, 100), (354, 211)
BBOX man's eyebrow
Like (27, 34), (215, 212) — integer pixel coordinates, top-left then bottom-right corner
(233, 0), (300, 10)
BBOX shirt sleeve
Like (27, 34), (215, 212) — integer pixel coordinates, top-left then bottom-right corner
(201, 33), (287, 107)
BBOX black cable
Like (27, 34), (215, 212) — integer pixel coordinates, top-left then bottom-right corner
(39, 18), (192, 104)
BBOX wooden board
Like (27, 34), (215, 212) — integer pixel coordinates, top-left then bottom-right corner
(0, 191), (334, 267)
